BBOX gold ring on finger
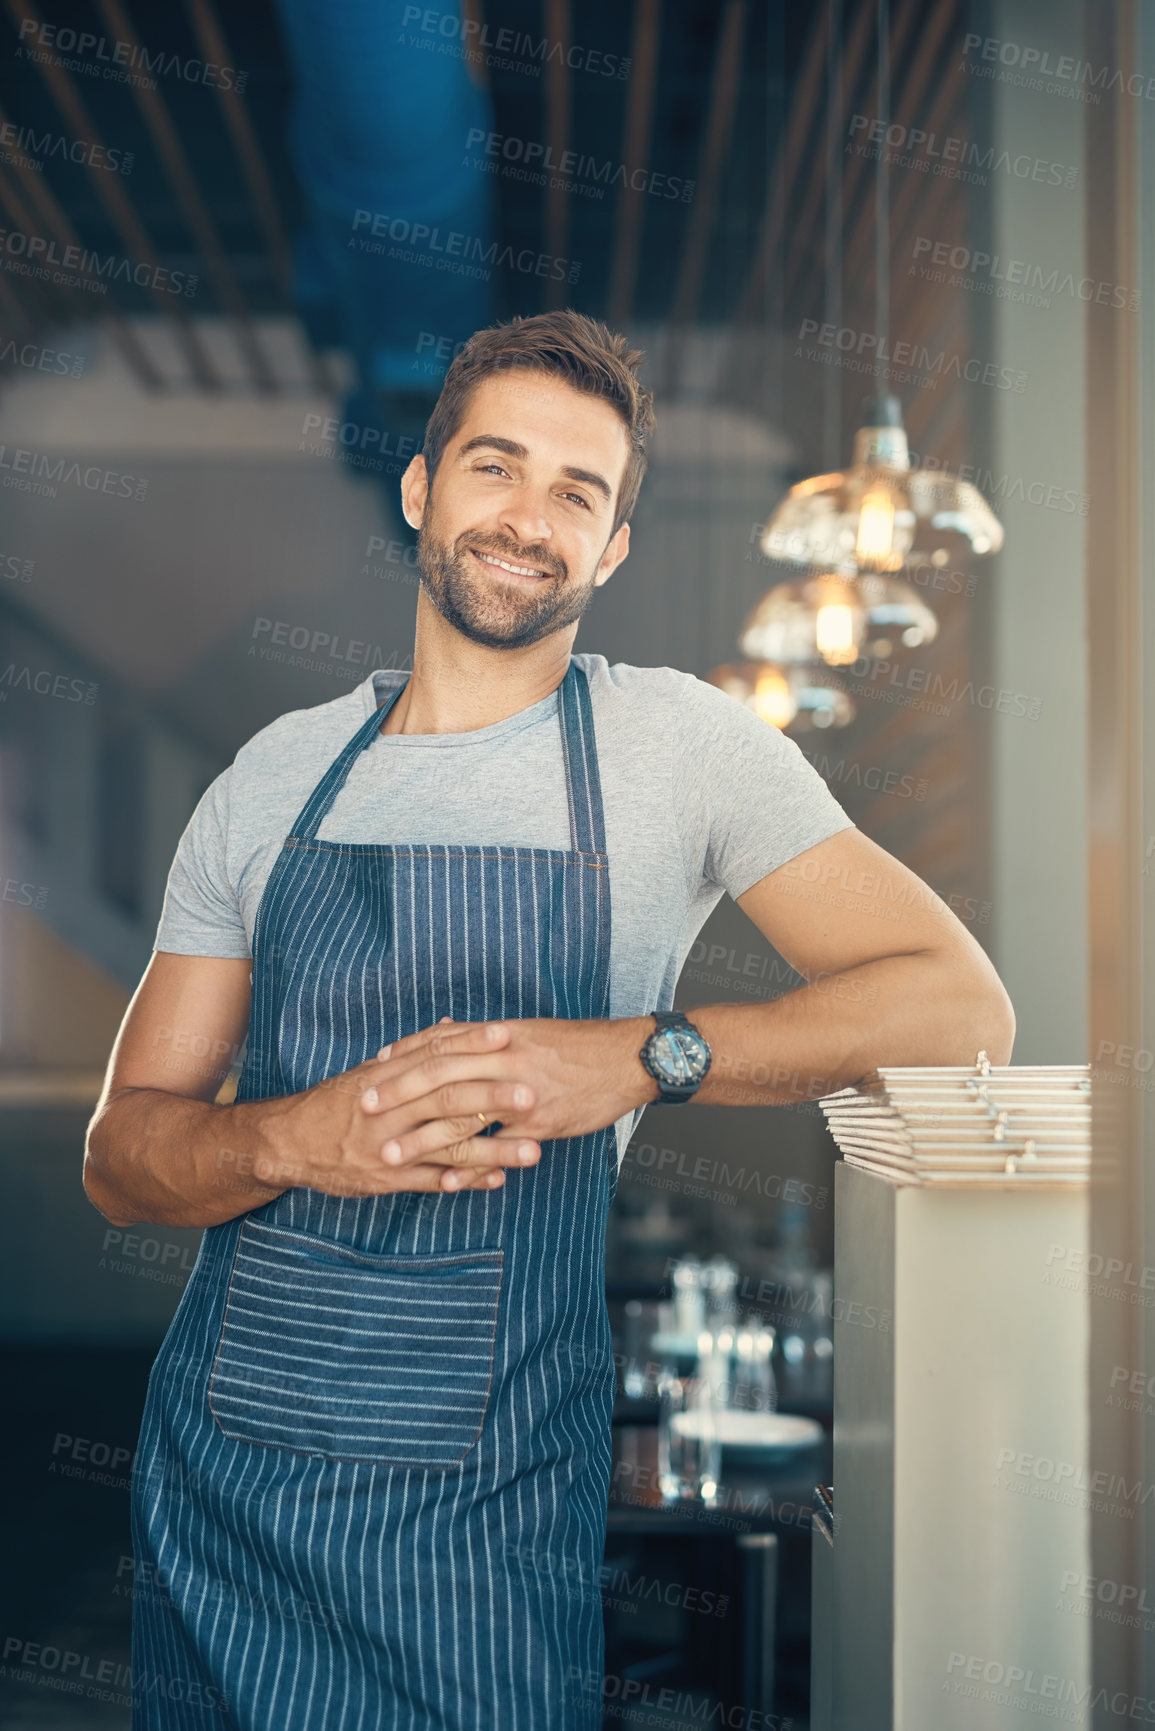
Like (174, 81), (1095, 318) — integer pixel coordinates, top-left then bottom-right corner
(477, 1112), (488, 1128)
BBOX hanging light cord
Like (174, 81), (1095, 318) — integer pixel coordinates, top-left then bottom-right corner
(875, 0), (890, 360)
(824, 0), (843, 468)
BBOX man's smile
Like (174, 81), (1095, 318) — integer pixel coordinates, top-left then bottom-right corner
(469, 547), (556, 583)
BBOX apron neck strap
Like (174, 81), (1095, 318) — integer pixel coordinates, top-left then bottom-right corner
(557, 656), (607, 855)
(287, 658), (607, 855)
(288, 677), (407, 841)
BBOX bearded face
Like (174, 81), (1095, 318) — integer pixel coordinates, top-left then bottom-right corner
(415, 505), (605, 651)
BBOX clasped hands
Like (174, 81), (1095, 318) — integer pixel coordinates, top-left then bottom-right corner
(264, 1014), (655, 1199)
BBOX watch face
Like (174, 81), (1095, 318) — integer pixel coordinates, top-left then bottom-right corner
(650, 1026), (710, 1085)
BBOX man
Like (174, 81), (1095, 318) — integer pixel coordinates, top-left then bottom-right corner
(85, 310), (1014, 1730)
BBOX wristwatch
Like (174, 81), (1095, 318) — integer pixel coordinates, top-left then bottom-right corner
(639, 1011), (712, 1105)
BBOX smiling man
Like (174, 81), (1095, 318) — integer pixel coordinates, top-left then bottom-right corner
(84, 310), (1014, 1731)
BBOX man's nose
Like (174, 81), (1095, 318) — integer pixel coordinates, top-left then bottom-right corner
(497, 493), (554, 549)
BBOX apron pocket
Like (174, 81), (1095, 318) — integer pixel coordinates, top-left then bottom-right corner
(208, 1218), (503, 1467)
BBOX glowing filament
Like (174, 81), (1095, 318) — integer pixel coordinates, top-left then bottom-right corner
(815, 603), (857, 665)
(752, 668), (794, 729)
(856, 489), (896, 566)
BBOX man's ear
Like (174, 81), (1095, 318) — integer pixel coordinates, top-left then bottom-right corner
(593, 521), (630, 589)
(400, 454), (429, 530)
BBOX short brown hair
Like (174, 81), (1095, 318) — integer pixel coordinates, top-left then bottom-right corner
(421, 310), (655, 535)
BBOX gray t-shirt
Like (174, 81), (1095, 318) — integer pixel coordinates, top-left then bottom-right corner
(154, 653), (855, 1161)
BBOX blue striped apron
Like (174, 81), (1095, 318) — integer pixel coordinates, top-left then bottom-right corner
(130, 658), (617, 1729)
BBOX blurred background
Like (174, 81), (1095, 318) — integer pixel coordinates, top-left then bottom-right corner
(0, 0), (1149, 1725)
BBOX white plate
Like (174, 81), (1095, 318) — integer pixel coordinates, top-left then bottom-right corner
(672, 1410), (824, 1455)
(650, 1330), (708, 1358)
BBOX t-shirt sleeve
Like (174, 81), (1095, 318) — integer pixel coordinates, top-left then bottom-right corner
(152, 766), (251, 959)
(674, 674), (856, 899)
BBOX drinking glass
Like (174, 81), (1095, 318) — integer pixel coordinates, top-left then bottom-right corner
(702, 1253), (740, 1328)
(657, 1339), (721, 1504)
(670, 1255), (707, 1337)
(729, 1319), (778, 1414)
(621, 1298), (661, 1399)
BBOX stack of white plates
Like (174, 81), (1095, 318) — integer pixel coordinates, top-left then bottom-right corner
(818, 1057), (1091, 1186)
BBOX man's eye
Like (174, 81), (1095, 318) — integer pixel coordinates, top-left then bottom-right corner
(476, 462), (509, 477)
(562, 492), (590, 510)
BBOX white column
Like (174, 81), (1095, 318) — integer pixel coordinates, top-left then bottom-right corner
(985, 0), (1088, 1063)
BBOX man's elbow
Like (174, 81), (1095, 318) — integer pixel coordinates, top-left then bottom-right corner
(911, 942), (1016, 1066)
(981, 983), (1016, 1066)
(82, 1160), (140, 1229)
(958, 959), (1016, 1066)
(82, 1113), (143, 1229)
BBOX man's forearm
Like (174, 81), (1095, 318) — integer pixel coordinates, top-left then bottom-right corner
(84, 1088), (294, 1230)
(671, 948), (1014, 1110)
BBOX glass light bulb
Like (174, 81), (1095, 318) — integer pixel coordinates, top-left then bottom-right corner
(751, 668), (794, 729)
(855, 488), (896, 564)
(815, 603), (857, 665)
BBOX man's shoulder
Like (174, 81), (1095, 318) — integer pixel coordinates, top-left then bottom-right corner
(575, 652), (708, 713)
(575, 653), (753, 732)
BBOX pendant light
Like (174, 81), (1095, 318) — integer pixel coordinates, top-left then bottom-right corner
(706, 1), (857, 725)
(737, 574), (867, 668)
(758, 392), (1004, 571)
(706, 661), (855, 731)
(858, 570), (939, 657)
(757, 0), (1003, 586)
(736, 567), (938, 669)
